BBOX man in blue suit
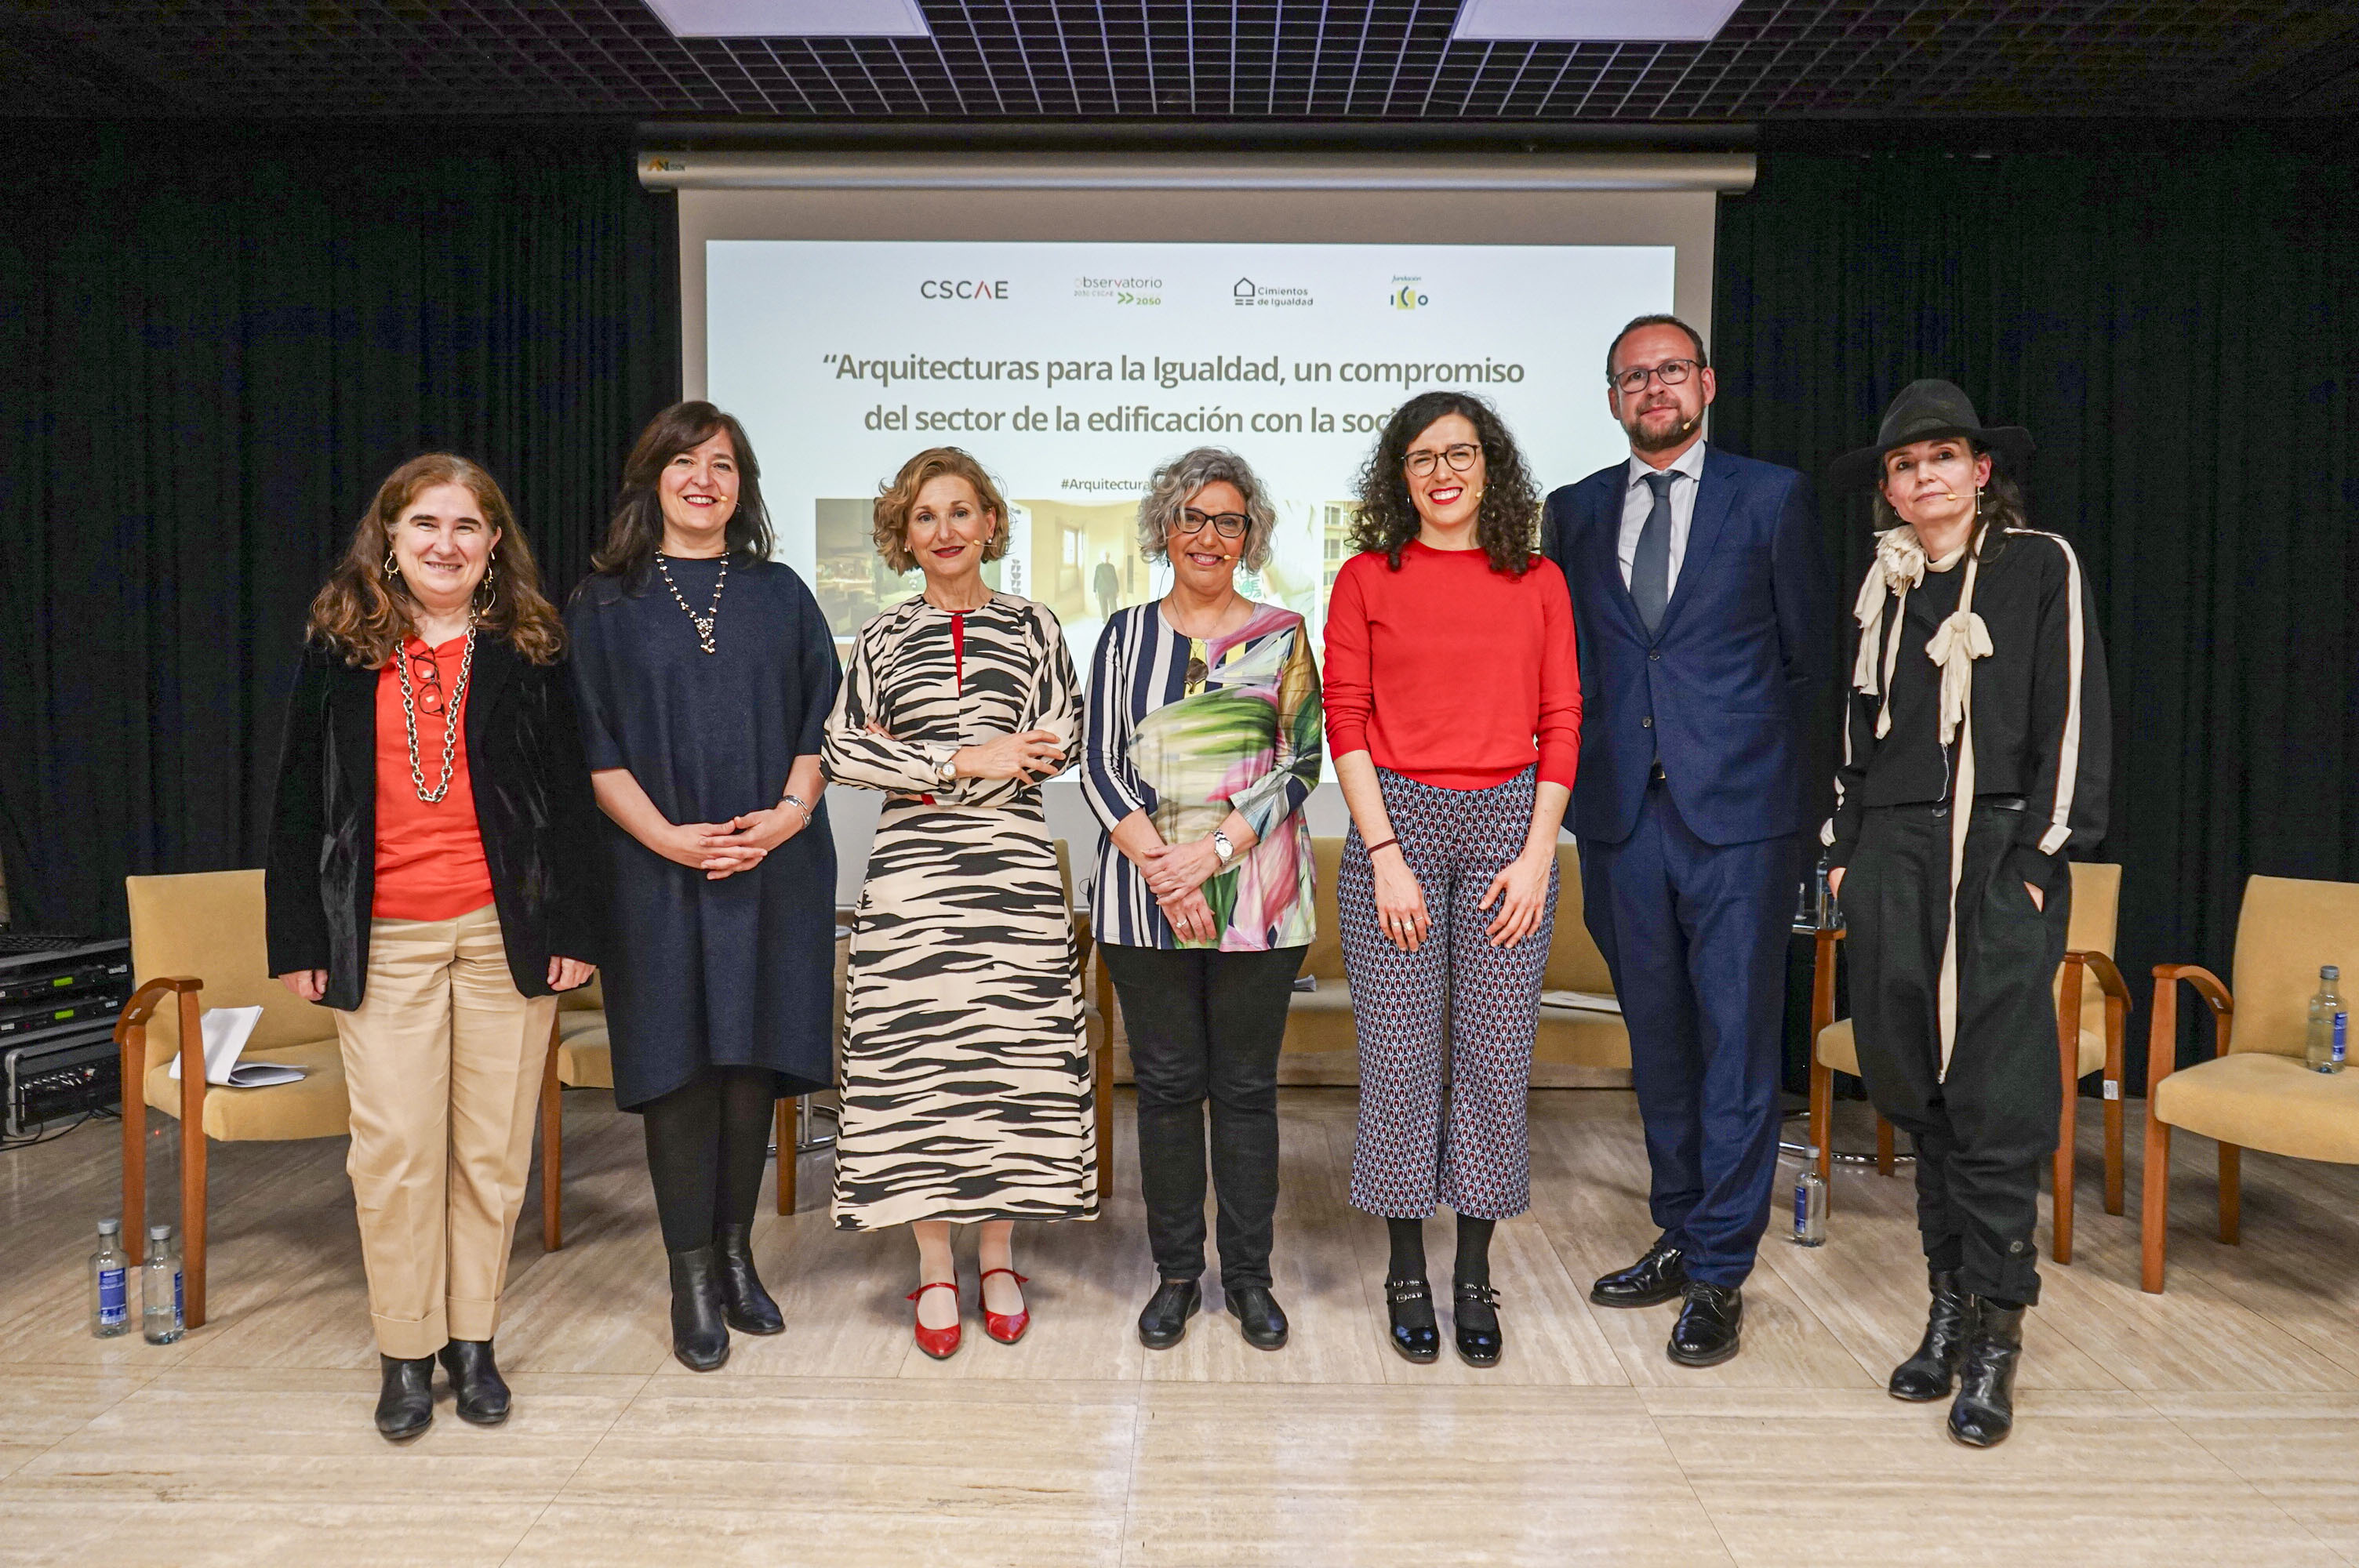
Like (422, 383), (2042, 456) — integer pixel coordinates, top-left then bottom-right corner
(1538, 315), (1831, 1367)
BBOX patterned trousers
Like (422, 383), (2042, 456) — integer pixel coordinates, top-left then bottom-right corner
(1341, 767), (1557, 1219)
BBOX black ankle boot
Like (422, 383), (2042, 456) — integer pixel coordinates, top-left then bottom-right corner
(1949, 1298), (2026, 1447)
(714, 1223), (784, 1336)
(1888, 1269), (1973, 1402)
(374, 1353), (434, 1440)
(1138, 1278), (1201, 1349)
(1384, 1276), (1440, 1363)
(1452, 1280), (1503, 1368)
(437, 1338), (511, 1425)
(667, 1245), (732, 1372)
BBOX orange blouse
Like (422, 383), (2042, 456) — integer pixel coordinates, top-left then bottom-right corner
(372, 633), (496, 921)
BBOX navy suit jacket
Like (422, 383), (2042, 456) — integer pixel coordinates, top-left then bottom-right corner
(1539, 445), (1832, 848)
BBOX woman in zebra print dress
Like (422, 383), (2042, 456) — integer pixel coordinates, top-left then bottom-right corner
(822, 446), (1096, 1359)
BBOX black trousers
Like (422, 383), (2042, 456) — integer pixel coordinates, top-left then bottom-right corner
(1845, 802), (2068, 1305)
(1101, 942), (1305, 1290)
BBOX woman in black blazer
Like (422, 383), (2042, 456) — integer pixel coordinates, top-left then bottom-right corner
(266, 452), (602, 1442)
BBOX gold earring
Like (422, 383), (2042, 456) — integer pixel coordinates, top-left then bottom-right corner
(383, 549), (398, 575)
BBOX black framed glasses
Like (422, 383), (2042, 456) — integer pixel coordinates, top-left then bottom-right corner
(1610, 358), (1700, 395)
(407, 649), (446, 713)
(1173, 508), (1249, 539)
(1403, 442), (1481, 478)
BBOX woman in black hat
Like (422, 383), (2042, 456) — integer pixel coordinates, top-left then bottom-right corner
(1821, 379), (2111, 1449)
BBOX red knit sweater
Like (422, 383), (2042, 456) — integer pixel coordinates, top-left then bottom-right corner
(1322, 540), (1581, 792)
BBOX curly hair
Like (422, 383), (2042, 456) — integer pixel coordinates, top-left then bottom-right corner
(1134, 447), (1278, 572)
(873, 447), (1011, 575)
(306, 453), (565, 669)
(591, 401), (776, 588)
(1347, 390), (1541, 577)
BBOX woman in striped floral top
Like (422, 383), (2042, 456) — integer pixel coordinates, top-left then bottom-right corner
(1081, 446), (1322, 1355)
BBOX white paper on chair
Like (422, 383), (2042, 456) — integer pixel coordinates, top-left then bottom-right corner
(166, 1006), (306, 1087)
(1539, 990), (1622, 1014)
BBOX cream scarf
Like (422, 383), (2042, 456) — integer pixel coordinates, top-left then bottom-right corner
(1852, 523), (1993, 1078)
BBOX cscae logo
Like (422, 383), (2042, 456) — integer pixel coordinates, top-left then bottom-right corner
(921, 278), (1011, 300)
(1389, 278), (1430, 310)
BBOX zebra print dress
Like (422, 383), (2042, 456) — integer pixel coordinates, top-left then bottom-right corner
(820, 593), (1097, 1231)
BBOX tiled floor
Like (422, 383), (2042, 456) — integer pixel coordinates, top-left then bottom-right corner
(2, 1087), (2354, 1566)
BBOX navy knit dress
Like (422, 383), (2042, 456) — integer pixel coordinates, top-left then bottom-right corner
(566, 555), (841, 1109)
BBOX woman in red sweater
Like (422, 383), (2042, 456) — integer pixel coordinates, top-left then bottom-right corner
(1324, 390), (1579, 1370)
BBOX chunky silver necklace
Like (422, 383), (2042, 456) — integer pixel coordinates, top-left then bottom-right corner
(656, 551), (727, 654)
(396, 627), (477, 804)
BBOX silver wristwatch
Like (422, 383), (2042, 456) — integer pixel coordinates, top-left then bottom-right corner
(1212, 829), (1235, 866)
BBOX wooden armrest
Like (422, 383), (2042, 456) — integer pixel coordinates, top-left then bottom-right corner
(2147, 964), (2234, 1094)
(114, 976), (202, 1040)
(2065, 951), (2131, 1006)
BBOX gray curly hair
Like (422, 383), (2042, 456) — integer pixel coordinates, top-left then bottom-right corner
(1134, 447), (1279, 572)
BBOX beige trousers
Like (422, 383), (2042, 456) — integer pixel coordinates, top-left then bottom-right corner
(333, 903), (557, 1358)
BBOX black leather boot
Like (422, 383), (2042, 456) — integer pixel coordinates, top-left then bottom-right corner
(437, 1338), (511, 1425)
(1949, 1298), (2026, 1448)
(1888, 1270), (1973, 1403)
(1384, 1276), (1440, 1363)
(1226, 1285), (1289, 1351)
(1590, 1238), (1688, 1308)
(1667, 1282), (1744, 1367)
(1452, 1280), (1503, 1368)
(374, 1353), (434, 1440)
(714, 1223), (785, 1336)
(1137, 1279), (1201, 1349)
(667, 1245), (732, 1372)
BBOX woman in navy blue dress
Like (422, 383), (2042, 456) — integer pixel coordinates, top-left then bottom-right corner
(568, 401), (841, 1372)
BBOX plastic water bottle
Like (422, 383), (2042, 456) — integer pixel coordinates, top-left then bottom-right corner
(91, 1218), (130, 1338)
(142, 1224), (184, 1344)
(2307, 965), (2347, 1074)
(1791, 1152), (1827, 1246)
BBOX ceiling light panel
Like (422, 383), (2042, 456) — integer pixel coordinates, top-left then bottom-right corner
(643, 0), (931, 38)
(1448, 0), (1743, 43)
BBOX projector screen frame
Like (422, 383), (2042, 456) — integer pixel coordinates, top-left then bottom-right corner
(656, 152), (1752, 401)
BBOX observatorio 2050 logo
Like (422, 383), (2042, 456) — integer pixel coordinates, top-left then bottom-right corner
(1389, 278), (1430, 310)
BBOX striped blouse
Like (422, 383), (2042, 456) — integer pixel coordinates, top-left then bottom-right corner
(1081, 600), (1323, 951)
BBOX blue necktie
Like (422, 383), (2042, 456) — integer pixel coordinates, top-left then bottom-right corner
(1633, 470), (1676, 636)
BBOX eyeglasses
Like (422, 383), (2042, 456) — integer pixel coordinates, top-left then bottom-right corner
(1173, 508), (1249, 539)
(1610, 358), (1700, 395)
(406, 649), (447, 714)
(1402, 443), (1481, 478)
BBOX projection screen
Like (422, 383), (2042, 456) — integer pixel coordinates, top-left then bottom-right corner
(643, 152), (1754, 899)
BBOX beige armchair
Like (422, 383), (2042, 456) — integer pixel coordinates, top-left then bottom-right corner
(2141, 874), (2359, 1292)
(115, 869), (353, 1328)
(1265, 837), (1627, 1071)
(1808, 860), (2129, 1263)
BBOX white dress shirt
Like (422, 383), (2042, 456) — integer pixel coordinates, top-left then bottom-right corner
(1616, 439), (1710, 593)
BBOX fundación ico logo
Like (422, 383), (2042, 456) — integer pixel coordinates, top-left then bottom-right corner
(1390, 278), (1430, 310)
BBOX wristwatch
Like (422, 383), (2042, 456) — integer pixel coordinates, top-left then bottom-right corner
(936, 754), (958, 785)
(1212, 829), (1235, 867)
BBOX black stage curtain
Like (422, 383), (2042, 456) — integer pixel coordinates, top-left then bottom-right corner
(0, 122), (679, 936)
(1715, 129), (2359, 1084)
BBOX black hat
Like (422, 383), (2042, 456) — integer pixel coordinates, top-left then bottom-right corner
(1829, 379), (2034, 492)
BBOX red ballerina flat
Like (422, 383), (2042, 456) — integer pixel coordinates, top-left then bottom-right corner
(980, 1268), (1030, 1345)
(907, 1279), (961, 1359)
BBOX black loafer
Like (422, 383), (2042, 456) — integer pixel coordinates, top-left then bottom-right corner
(1667, 1282), (1743, 1367)
(1226, 1285), (1289, 1351)
(1590, 1238), (1688, 1308)
(1138, 1278), (1201, 1349)
(1948, 1299), (2026, 1448)
(714, 1223), (785, 1336)
(436, 1338), (511, 1426)
(667, 1245), (732, 1372)
(1889, 1269), (1973, 1403)
(374, 1353), (434, 1441)
(1452, 1280), (1503, 1368)
(1384, 1276), (1440, 1363)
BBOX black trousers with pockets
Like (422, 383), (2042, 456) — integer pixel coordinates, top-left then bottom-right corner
(1843, 801), (2069, 1305)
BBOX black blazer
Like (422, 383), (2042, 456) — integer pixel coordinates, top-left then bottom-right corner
(265, 636), (606, 1008)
